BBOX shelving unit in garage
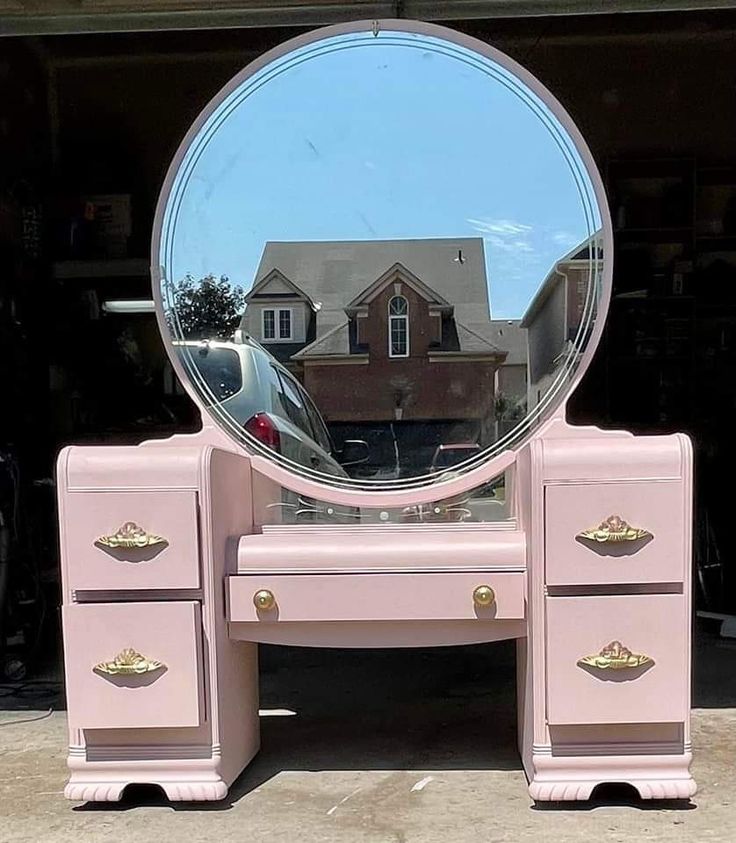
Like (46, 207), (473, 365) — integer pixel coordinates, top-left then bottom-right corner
(604, 157), (736, 620)
(48, 258), (196, 443)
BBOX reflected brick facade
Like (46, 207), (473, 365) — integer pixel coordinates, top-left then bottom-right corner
(303, 282), (499, 428)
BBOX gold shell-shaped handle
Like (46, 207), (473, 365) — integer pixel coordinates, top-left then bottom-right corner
(96, 522), (168, 550)
(94, 648), (165, 676)
(473, 585), (496, 608)
(577, 640), (653, 671)
(577, 515), (652, 544)
(253, 589), (276, 611)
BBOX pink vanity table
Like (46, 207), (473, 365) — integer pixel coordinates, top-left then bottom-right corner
(57, 20), (695, 803)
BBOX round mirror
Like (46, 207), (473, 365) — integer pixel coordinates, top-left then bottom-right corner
(153, 21), (610, 490)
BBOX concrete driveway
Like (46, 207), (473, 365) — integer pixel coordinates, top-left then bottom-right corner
(2, 633), (735, 843)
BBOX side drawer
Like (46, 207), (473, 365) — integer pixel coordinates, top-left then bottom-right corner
(63, 601), (204, 729)
(228, 571), (526, 622)
(63, 490), (200, 591)
(545, 481), (686, 586)
(546, 594), (688, 725)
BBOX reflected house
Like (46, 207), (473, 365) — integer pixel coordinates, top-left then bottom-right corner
(487, 319), (528, 439)
(521, 237), (601, 411)
(239, 238), (513, 474)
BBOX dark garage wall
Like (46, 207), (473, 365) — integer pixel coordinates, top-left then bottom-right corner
(46, 13), (736, 228)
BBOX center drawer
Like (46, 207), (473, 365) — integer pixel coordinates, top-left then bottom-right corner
(228, 571), (526, 622)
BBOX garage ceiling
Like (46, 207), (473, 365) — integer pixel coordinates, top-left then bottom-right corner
(3, 0), (736, 35)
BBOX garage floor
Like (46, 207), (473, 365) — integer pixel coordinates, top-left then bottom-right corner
(2, 626), (735, 843)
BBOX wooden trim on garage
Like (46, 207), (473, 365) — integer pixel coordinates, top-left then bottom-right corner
(3, 1), (736, 37)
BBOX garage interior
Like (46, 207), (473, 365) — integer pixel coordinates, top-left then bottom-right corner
(1, 1), (736, 775)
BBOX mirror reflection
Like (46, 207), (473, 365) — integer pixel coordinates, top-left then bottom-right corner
(158, 28), (605, 487)
(253, 473), (510, 527)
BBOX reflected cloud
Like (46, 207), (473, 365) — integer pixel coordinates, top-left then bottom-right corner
(467, 218), (533, 237)
(467, 218), (535, 254)
(551, 230), (581, 248)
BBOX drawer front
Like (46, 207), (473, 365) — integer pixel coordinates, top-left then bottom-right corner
(228, 571), (526, 622)
(545, 481), (685, 586)
(63, 601), (204, 729)
(546, 594), (688, 725)
(238, 529), (526, 573)
(64, 490), (200, 591)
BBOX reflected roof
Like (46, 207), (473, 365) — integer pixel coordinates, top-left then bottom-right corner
(253, 237), (491, 335)
(520, 234), (601, 328)
(292, 317), (503, 360)
(487, 320), (527, 366)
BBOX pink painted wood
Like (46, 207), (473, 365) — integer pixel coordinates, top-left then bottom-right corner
(545, 481), (686, 586)
(229, 619), (527, 648)
(540, 432), (685, 482)
(545, 594), (688, 725)
(57, 419), (695, 802)
(64, 490), (200, 591)
(59, 446), (260, 802)
(238, 526), (525, 573)
(228, 571), (526, 623)
(62, 601), (204, 729)
(548, 722), (685, 754)
(528, 752), (696, 801)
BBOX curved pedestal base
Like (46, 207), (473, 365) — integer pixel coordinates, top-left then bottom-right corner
(65, 755), (234, 802)
(527, 752), (696, 802)
(64, 778), (228, 802)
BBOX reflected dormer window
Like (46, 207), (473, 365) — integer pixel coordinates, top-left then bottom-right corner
(279, 308), (292, 339)
(263, 309), (275, 339)
(262, 307), (292, 341)
(389, 295), (409, 358)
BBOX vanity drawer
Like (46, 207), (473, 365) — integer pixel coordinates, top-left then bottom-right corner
(228, 571), (525, 622)
(63, 490), (200, 591)
(545, 594), (688, 725)
(545, 481), (686, 586)
(62, 601), (204, 729)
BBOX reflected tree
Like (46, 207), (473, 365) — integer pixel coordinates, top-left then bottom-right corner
(494, 392), (527, 423)
(167, 274), (245, 339)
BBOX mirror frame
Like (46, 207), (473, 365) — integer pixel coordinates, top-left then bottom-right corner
(151, 18), (613, 506)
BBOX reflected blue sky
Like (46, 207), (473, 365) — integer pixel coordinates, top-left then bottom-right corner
(163, 30), (600, 320)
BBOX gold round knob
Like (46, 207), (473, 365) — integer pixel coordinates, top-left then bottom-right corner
(473, 585), (495, 608)
(253, 589), (276, 611)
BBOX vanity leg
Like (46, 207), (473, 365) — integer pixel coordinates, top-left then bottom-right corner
(57, 445), (262, 803)
(527, 752), (696, 802)
(63, 639), (260, 803)
(65, 758), (234, 803)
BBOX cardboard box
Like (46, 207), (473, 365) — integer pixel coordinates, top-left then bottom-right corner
(83, 194), (132, 258)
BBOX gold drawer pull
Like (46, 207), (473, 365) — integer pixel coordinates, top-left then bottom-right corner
(94, 648), (166, 676)
(577, 640), (653, 671)
(473, 585), (495, 607)
(254, 589), (276, 611)
(577, 515), (652, 544)
(96, 521), (168, 550)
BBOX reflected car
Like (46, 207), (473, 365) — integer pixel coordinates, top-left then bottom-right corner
(429, 443), (482, 473)
(173, 335), (368, 478)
